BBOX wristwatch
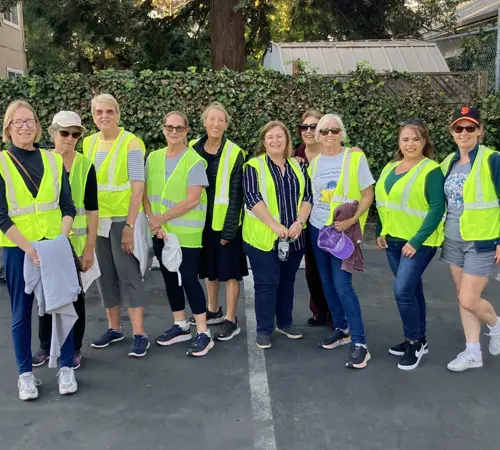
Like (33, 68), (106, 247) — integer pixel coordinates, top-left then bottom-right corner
(125, 222), (135, 229)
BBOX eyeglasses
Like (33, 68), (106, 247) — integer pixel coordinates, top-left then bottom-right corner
(399, 118), (426, 126)
(163, 124), (187, 133)
(319, 128), (341, 136)
(11, 119), (37, 129)
(298, 123), (318, 132)
(59, 130), (82, 139)
(452, 125), (477, 134)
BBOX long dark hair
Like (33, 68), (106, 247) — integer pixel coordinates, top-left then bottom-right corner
(394, 123), (435, 161)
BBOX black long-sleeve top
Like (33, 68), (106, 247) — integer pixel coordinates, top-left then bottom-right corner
(192, 135), (245, 241)
(0, 145), (76, 235)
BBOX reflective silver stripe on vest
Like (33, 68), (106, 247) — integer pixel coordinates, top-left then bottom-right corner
(87, 134), (100, 159)
(98, 182), (131, 192)
(75, 207), (86, 215)
(169, 217), (206, 228)
(147, 195), (162, 204)
(214, 142), (236, 205)
(311, 150), (352, 200)
(72, 227), (88, 236)
(246, 157), (279, 221)
(161, 198), (207, 212)
(0, 152), (19, 211)
(108, 131), (130, 184)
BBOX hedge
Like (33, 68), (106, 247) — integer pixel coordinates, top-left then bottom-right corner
(1, 65), (499, 178)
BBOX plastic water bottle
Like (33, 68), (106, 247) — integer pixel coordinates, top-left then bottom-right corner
(278, 238), (290, 262)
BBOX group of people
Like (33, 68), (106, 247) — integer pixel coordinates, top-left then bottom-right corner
(1, 94), (499, 402)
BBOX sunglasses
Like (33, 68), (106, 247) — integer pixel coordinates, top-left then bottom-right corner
(319, 128), (341, 136)
(163, 124), (187, 133)
(59, 130), (82, 139)
(298, 123), (318, 132)
(452, 125), (477, 134)
(399, 118), (426, 126)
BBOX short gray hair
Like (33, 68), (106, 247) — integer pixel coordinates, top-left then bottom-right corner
(315, 113), (348, 142)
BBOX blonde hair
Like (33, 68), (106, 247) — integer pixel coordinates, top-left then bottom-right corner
(2, 100), (42, 144)
(163, 111), (190, 145)
(255, 120), (293, 159)
(91, 94), (120, 120)
(201, 101), (231, 124)
(315, 113), (347, 143)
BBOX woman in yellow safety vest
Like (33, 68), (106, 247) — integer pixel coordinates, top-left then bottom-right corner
(0, 100), (77, 400)
(308, 113), (375, 370)
(84, 94), (150, 358)
(189, 102), (248, 341)
(440, 106), (500, 372)
(375, 118), (445, 371)
(242, 120), (313, 350)
(144, 111), (214, 357)
(32, 111), (98, 371)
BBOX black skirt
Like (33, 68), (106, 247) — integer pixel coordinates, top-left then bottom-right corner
(198, 226), (249, 281)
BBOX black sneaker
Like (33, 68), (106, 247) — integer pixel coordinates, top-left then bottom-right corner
(345, 343), (371, 369)
(189, 306), (225, 326)
(389, 338), (429, 356)
(306, 316), (327, 327)
(318, 328), (351, 349)
(187, 332), (214, 357)
(215, 319), (241, 341)
(398, 340), (425, 371)
(276, 325), (303, 339)
(256, 334), (272, 349)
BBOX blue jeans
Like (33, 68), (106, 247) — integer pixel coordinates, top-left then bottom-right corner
(385, 240), (437, 341)
(4, 246), (74, 374)
(309, 225), (366, 345)
(244, 243), (304, 335)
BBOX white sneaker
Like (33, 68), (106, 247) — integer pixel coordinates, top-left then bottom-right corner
(447, 351), (483, 372)
(58, 367), (78, 395)
(486, 331), (500, 356)
(18, 372), (40, 401)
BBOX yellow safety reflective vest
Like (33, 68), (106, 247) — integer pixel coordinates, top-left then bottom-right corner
(189, 138), (245, 231)
(147, 148), (208, 248)
(308, 150), (369, 232)
(242, 154), (305, 252)
(375, 158), (443, 246)
(441, 145), (500, 241)
(83, 128), (145, 218)
(0, 150), (63, 247)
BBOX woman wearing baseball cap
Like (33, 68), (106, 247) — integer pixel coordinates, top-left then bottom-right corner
(441, 106), (500, 372)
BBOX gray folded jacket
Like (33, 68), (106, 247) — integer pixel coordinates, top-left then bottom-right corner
(23, 235), (80, 368)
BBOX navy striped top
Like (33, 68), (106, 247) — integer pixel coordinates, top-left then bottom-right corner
(243, 156), (313, 252)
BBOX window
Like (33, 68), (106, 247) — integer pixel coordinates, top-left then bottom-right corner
(3, 4), (19, 28)
(7, 68), (23, 78)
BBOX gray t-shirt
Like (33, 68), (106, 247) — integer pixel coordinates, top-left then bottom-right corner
(309, 151), (375, 229)
(443, 161), (471, 241)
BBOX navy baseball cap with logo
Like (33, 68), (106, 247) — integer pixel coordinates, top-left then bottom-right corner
(451, 106), (480, 127)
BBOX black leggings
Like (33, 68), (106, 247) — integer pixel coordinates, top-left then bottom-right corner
(153, 237), (207, 315)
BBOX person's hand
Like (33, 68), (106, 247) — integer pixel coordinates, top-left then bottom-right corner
(288, 221), (303, 240)
(121, 226), (134, 255)
(271, 223), (288, 239)
(495, 245), (500, 264)
(294, 156), (306, 163)
(26, 246), (40, 267)
(148, 215), (163, 234)
(81, 245), (95, 272)
(376, 236), (388, 250)
(334, 217), (356, 232)
(221, 239), (230, 246)
(402, 242), (416, 258)
(156, 228), (167, 240)
(349, 147), (364, 153)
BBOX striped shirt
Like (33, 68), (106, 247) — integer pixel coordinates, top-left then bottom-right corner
(243, 156), (312, 252)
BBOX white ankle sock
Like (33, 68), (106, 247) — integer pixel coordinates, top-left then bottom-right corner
(199, 329), (211, 338)
(175, 320), (189, 331)
(355, 343), (367, 349)
(487, 317), (500, 333)
(465, 342), (481, 355)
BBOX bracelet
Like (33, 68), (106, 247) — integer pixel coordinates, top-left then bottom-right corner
(296, 219), (305, 226)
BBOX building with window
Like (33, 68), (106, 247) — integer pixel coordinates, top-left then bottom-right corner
(0, 2), (27, 77)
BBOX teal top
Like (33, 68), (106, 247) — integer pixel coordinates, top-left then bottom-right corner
(376, 166), (446, 250)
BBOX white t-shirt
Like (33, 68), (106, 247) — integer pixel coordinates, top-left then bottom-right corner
(309, 151), (375, 229)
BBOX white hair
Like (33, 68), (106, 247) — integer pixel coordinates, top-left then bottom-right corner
(315, 113), (348, 142)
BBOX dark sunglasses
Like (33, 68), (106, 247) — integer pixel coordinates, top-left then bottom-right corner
(298, 123), (318, 132)
(452, 125), (477, 134)
(399, 118), (426, 126)
(59, 130), (82, 139)
(319, 128), (341, 136)
(163, 124), (187, 133)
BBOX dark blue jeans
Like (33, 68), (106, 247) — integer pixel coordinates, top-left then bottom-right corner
(244, 243), (304, 335)
(4, 246), (74, 374)
(309, 225), (366, 345)
(385, 240), (437, 341)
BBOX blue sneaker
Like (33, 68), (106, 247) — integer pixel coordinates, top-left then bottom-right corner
(91, 327), (125, 348)
(156, 325), (192, 346)
(187, 332), (214, 357)
(128, 335), (150, 357)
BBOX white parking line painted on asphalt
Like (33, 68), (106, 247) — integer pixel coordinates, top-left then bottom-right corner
(243, 271), (277, 450)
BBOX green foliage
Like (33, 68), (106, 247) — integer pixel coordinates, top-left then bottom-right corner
(0, 66), (495, 177)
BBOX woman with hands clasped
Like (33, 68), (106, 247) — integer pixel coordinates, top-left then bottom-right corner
(243, 120), (312, 350)
(375, 119), (445, 371)
(144, 111), (214, 357)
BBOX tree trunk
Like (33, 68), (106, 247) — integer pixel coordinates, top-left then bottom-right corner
(210, 0), (245, 71)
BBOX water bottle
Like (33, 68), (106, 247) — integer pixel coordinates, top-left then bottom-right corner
(278, 238), (290, 261)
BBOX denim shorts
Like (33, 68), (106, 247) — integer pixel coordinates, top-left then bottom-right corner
(440, 238), (496, 277)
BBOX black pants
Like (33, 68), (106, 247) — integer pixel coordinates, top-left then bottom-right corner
(39, 292), (86, 353)
(153, 237), (206, 315)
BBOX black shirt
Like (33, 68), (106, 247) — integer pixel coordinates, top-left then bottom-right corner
(0, 145), (76, 235)
(67, 163), (98, 212)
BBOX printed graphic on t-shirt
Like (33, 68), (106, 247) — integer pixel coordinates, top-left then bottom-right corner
(319, 180), (338, 203)
(444, 173), (467, 209)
